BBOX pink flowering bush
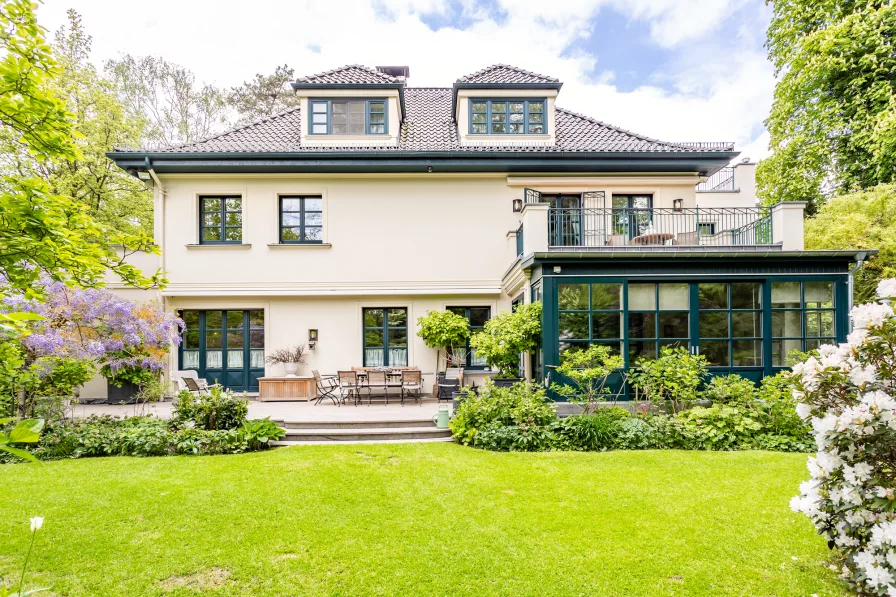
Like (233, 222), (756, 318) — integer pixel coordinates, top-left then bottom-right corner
(1, 275), (182, 390)
(790, 279), (896, 595)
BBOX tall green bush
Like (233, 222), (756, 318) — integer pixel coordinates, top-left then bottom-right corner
(416, 309), (469, 372)
(450, 380), (556, 446)
(629, 346), (708, 412)
(172, 386), (248, 430)
(469, 302), (542, 377)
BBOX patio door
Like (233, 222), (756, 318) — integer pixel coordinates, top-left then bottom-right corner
(544, 194), (582, 246)
(178, 310), (265, 392)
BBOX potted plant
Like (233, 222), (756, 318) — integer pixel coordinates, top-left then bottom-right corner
(470, 302), (542, 387)
(265, 345), (309, 377)
(101, 362), (158, 404)
(416, 309), (470, 376)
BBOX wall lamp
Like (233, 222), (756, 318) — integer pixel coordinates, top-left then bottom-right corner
(512, 198), (523, 212)
(308, 329), (318, 350)
(673, 198), (683, 212)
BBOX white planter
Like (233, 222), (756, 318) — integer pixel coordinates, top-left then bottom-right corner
(283, 362), (299, 377)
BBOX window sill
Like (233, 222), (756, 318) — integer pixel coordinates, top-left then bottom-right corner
(267, 243), (332, 249)
(186, 244), (252, 250)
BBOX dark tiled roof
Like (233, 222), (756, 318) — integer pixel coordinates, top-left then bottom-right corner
(129, 88), (733, 154)
(295, 64), (399, 85)
(456, 64), (559, 84)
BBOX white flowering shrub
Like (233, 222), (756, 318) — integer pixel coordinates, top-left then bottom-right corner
(790, 279), (896, 596)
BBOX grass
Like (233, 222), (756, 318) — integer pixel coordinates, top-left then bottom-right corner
(0, 445), (842, 596)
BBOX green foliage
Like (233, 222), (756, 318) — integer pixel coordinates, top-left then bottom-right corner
(240, 418), (285, 451)
(172, 386), (249, 431)
(629, 346), (708, 411)
(229, 64), (302, 124)
(469, 302), (542, 377)
(416, 310), (470, 350)
(672, 405), (763, 451)
(0, 344), (96, 419)
(610, 417), (662, 450)
(0, 417), (43, 462)
(449, 380), (556, 447)
(550, 344), (624, 412)
(0, 1), (161, 295)
(557, 407), (631, 451)
(804, 183), (896, 303)
(702, 374), (756, 406)
(759, 2), (896, 212)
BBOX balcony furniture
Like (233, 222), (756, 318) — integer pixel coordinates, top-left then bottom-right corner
(183, 376), (210, 395)
(400, 370), (423, 405)
(336, 370), (361, 406)
(437, 368), (463, 401)
(674, 231), (699, 245)
(364, 370), (389, 405)
(312, 370), (340, 405)
(460, 370), (499, 388)
(632, 232), (674, 246)
(606, 234), (627, 246)
(259, 376), (317, 402)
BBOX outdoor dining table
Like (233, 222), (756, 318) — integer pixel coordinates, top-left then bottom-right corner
(631, 232), (674, 245)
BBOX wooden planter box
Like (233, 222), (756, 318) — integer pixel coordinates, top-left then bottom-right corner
(258, 377), (316, 402)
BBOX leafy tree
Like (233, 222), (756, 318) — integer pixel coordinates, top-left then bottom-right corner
(549, 344), (624, 413)
(0, 0), (160, 294)
(470, 303), (542, 378)
(758, 2), (896, 213)
(229, 64), (301, 124)
(106, 54), (229, 147)
(416, 310), (469, 373)
(804, 183), (896, 303)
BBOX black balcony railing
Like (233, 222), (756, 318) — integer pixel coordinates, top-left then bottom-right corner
(547, 207), (773, 248)
(696, 167), (736, 192)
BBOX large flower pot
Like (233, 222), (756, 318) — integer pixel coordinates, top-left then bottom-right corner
(106, 380), (140, 404)
(283, 362), (299, 377)
(492, 377), (522, 388)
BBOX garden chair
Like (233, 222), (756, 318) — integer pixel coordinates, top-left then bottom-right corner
(437, 368), (463, 402)
(183, 376), (210, 395)
(400, 370), (422, 406)
(336, 371), (361, 406)
(365, 370), (388, 405)
(313, 370), (340, 406)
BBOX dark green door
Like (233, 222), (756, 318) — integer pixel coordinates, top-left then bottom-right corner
(179, 310), (265, 392)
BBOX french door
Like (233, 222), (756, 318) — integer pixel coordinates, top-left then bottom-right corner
(178, 310), (265, 392)
(544, 194), (582, 246)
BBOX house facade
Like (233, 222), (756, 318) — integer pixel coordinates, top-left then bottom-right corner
(102, 64), (867, 398)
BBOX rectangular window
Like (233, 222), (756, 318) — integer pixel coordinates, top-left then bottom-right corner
(200, 196), (241, 244)
(309, 99), (388, 135)
(279, 196), (323, 243)
(771, 281), (836, 366)
(448, 306), (491, 369)
(697, 282), (763, 368)
(178, 309), (264, 392)
(558, 282), (625, 361)
(628, 283), (690, 363)
(469, 99), (546, 134)
(363, 308), (408, 367)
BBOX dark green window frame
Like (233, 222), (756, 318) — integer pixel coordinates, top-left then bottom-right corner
(626, 282), (691, 363)
(362, 308), (408, 367)
(178, 309), (264, 392)
(771, 280), (836, 366)
(447, 306), (490, 369)
(279, 196), (323, 244)
(697, 283), (763, 368)
(557, 282), (625, 361)
(469, 98), (546, 134)
(309, 99), (388, 135)
(199, 196), (242, 244)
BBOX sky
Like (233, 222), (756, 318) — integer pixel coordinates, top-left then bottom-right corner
(37, 0), (775, 161)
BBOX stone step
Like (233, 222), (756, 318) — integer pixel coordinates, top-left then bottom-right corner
(272, 437), (454, 446)
(277, 426), (452, 443)
(276, 418), (437, 430)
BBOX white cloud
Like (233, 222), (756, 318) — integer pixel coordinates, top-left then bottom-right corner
(36, 0), (774, 159)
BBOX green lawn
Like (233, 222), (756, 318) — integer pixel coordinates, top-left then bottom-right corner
(0, 445), (842, 596)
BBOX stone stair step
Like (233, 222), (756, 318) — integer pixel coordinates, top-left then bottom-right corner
(277, 426), (451, 443)
(272, 437), (454, 446)
(276, 418), (437, 430)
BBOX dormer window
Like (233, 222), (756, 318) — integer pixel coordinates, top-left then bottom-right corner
(309, 99), (387, 135)
(469, 99), (545, 134)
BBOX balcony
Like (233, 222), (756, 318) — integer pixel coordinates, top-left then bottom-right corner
(546, 207), (773, 249)
(696, 166), (736, 192)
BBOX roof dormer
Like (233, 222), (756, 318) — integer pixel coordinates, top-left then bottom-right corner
(452, 65), (562, 147)
(291, 65), (406, 147)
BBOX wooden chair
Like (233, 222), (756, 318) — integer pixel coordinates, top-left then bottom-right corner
(313, 370), (340, 406)
(336, 371), (361, 406)
(437, 368), (463, 402)
(365, 370), (388, 405)
(400, 370), (422, 406)
(183, 376), (210, 395)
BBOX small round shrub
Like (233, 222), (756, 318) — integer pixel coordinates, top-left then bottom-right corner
(610, 418), (657, 450)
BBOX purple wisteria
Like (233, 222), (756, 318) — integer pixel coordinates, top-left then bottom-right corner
(2, 275), (182, 372)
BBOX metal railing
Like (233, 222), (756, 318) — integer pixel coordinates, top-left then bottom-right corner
(696, 166), (736, 192)
(547, 207), (773, 248)
(515, 223), (524, 256)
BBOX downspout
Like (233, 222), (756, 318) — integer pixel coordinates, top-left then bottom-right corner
(146, 158), (173, 378)
(848, 251), (867, 330)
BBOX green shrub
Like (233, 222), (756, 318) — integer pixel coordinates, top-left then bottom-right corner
(450, 380), (556, 446)
(474, 423), (558, 452)
(630, 346), (708, 411)
(172, 385), (249, 430)
(610, 417), (659, 450)
(469, 303), (542, 377)
(549, 344), (625, 412)
(702, 374), (756, 406)
(672, 405), (762, 450)
(240, 418), (285, 451)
